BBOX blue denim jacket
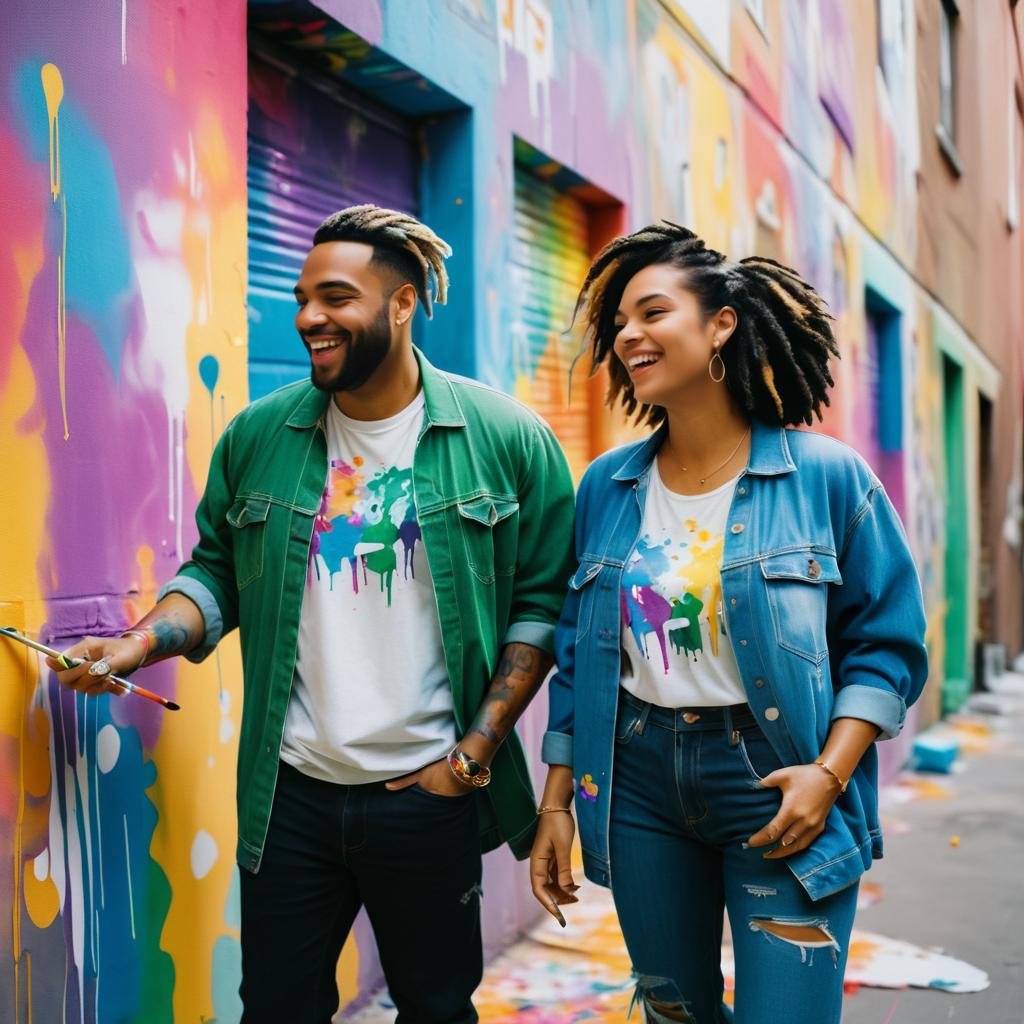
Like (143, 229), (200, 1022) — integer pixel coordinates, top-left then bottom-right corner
(542, 420), (928, 901)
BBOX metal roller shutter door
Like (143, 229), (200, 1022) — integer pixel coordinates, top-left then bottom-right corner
(510, 166), (592, 478)
(247, 48), (419, 401)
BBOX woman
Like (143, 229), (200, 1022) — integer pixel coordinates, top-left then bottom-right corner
(530, 223), (928, 1024)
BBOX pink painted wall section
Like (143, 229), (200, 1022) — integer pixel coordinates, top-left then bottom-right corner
(0, 1), (249, 1021)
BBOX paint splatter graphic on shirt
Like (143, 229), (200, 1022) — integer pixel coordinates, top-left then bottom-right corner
(308, 457), (421, 606)
(621, 518), (726, 673)
(579, 774), (599, 802)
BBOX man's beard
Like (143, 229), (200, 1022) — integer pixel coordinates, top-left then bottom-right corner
(308, 304), (393, 393)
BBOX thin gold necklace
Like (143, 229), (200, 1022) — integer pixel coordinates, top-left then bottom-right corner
(670, 427), (750, 487)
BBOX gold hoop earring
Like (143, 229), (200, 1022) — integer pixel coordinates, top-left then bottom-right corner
(709, 348), (726, 383)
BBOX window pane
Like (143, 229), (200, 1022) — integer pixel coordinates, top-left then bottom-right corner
(939, 6), (955, 137)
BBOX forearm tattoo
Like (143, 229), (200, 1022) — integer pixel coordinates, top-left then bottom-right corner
(468, 643), (554, 751)
(146, 614), (202, 658)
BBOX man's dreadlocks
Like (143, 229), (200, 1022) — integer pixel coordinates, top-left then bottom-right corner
(573, 222), (840, 427)
(313, 205), (452, 318)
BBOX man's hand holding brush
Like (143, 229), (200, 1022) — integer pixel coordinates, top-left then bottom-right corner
(43, 593), (206, 707)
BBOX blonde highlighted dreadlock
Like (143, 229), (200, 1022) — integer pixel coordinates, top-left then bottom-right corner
(572, 222), (839, 427)
(313, 204), (452, 317)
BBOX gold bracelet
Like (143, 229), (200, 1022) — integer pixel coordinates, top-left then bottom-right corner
(814, 759), (849, 793)
(536, 805), (573, 816)
(447, 747), (491, 788)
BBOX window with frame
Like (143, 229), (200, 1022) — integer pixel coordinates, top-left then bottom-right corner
(938, 0), (958, 144)
(1010, 86), (1022, 230)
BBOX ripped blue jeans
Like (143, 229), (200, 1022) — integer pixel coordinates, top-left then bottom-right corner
(609, 690), (858, 1024)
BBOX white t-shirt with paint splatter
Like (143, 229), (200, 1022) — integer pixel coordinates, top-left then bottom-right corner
(280, 391), (455, 784)
(620, 460), (747, 708)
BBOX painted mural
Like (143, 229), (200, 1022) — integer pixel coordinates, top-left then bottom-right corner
(1, 1), (248, 1020)
(0, 0), (1004, 1020)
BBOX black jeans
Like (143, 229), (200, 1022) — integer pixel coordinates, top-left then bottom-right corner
(239, 761), (483, 1023)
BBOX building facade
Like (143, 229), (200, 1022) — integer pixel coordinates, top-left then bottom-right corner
(1, 0), (1021, 1019)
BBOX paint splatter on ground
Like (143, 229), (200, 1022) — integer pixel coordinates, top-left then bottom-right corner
(857, 881), (884, 909)
(344, 878), (987, 1021)
(344, 732), (1003, 1023)
(885, 772), (954, 803)
(843, 932), (989, 994)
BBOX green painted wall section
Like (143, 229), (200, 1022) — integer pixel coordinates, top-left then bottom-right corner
(942, 354), (970, 711)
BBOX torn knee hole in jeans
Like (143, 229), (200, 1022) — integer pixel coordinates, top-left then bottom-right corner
(628, 974), (694, 1023)
(748, 917), (840, 967)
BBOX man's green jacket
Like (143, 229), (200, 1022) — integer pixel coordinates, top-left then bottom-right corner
(160, 348), (576, 871)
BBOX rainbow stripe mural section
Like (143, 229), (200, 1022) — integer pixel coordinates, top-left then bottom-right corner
(0, 1), (248, 1020)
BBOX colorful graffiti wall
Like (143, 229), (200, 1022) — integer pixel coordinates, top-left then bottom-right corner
(1, 0), (248, 1020)
(1, 0), (1010, 1019)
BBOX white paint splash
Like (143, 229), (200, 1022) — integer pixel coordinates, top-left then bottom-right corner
(33, 848), (49, 882)
(123, 814), (136, 940)
(126, 191), (192, 559)
(96, 724), (120, 774)
(121, 0), (128, 64)
(190, 830), (218, 880)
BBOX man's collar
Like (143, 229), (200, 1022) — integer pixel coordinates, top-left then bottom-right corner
(285, 346), (466, 429)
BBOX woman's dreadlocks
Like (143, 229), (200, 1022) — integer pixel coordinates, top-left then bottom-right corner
(573, 222), (840, 427)
(313, 204), (452, 318)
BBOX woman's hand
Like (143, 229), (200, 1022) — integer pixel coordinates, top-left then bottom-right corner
(530, 809), (578, 926)
(746, 763), (842, 858)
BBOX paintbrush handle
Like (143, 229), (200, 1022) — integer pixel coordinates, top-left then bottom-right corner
(0, 627), (179, 711)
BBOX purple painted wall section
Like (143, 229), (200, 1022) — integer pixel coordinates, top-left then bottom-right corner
(1, 1), (249, 1020)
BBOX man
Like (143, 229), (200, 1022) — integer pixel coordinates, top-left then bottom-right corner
(50, 205), (576, 1023)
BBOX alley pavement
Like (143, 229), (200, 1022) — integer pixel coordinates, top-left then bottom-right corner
(347, 686), (1024, 1023)
(842, 688), (1024, 1024)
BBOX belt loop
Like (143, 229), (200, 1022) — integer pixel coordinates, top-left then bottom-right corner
(724, 705), (740, 747)
(636, 700), (652, 736)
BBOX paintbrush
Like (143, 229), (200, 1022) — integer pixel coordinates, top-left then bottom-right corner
(0, 626), (180, 711)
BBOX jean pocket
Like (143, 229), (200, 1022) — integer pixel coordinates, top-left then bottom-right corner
(614, 705), (643, 746)
(736, 730), (784, 785)
(410, 782), (475, 802)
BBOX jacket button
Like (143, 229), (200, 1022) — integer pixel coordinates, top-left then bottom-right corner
(764, 707), (780, 721)
(730, 598), (737, 606)
(737, 486), (747, 496)
(808, 559), (821, 580)
(739, 639), (748, 646)
(755, 678), (765, 688)
(731, 524), (744, 534)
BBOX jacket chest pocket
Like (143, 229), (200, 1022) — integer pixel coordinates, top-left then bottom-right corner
(457, 495), (519, 585)
(570, 559), (619, 648)
(227, 496), (271, 590)
(760, 549), (841, 664)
